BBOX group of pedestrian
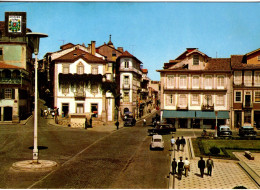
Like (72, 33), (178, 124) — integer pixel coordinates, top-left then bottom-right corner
(171, 136), (186, 151)
(198, 156), (214, 177)
(171, 156), (190, 180)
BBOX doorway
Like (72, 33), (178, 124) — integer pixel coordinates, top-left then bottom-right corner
(4, 107), (12, 121)
(179, 119), (188, 128)
(62, 103), (69, 117)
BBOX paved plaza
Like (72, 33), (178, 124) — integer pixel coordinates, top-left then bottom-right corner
(170, 137), (260, 189)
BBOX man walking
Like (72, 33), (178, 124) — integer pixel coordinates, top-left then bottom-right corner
(176, 137), (180, 152)
(198, 157), (206, 178)
(180, 136), (186, 151)
(170, 136), (175, 151)
(171, 158), (177, 175)
(206, 156), (214, 176)
(184, 157), (190, 177)
(177, 157), (184, 180)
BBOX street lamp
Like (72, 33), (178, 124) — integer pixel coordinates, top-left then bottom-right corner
(26, 32), (48, 163)
(215, 110), (218, 138)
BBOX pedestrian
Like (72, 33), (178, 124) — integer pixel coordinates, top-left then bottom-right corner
(184, 157), (190, 177)
(44, 109), (48, 119)
(206, 156), (214, 176)
(171, 158), (177, 175)
(177, 157), (184, 180)
(115, 121), (119, 130)
(143, 118), (146, 126)
(85, 118), (88, 129)
(89, 117), (92, 128)
(180, 136), (186, 151)
(40, 109), (43, 117)
(176, 137), (180, 152)
(170, 136), (175, 151)
(198, 157), (206, 178)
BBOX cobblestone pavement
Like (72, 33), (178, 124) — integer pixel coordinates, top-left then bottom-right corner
(171, 137), (259, 189)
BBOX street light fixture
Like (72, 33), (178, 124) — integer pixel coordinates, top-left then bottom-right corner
(26, 32), (48, 163)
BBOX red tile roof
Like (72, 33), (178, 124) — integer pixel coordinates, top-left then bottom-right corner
(118, 51), (142, 63)
(54, 48), (107, 63)
(0, 62), (22, 69)
(231, 55), (260, 70)
(206, 58), (231, 71)
(141, 69), (148, 73)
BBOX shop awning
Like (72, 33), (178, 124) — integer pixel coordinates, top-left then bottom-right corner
(162, 110), (196, 118)
(195, 111), (229, 119)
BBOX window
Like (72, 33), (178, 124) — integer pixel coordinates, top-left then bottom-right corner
(91, 66), (98, 74)
(254, 71), (260, 86)
(77, 62), (84, 74)
(204, 95), (213, 106)
(166, 94), (174, 105)
(123, 92), (129, 102)
(124, 76), (129, 85)
(63, 64), (69, 74)
(167, 75), (174, 88)
(244, 71), (252, 86)
(124, 61), (129, 68)
(0, 48), (3, 61)
(255, 91), (260, 102)
(204, 75), (212, 89)
(216, 95), (224, 106)
(179, 75), (187, 88)
(5, 89), (12, 99)
(91, 84), (98, 94)
(192, 76), (199, 88)
(193, 54), (199, 65)
(62, 84), (69, 95)
(235, 91), (242, 103)
(191, 94), (199, 105)
(179, 94), (187, 106)
(76, 104), (84, 113)
(234, 71), (242, 85)
(112, 50), (116, 57)
(217, 75), (224, 89)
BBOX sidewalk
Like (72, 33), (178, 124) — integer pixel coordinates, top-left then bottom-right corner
(169, 137), (259, 189)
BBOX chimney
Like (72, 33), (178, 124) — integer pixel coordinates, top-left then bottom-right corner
(91, 41), (96, 55)
(118, 47), (124, 52)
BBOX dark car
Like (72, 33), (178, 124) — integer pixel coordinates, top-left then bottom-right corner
(148, 124), (176, 135)
(238, 125), (257, 138)
(217, 125), (232, 137)
(124, 118), (136, 127)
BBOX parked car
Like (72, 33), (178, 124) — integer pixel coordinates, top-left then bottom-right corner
(148, 124), (176, 135)
(238, 125), (257, 138)
(217, 125), (232, 137)
(124, 118), (136, 127)
(150, 135), (164, 150)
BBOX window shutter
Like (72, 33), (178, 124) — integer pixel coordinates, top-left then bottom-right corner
(12, 89), (15, 99)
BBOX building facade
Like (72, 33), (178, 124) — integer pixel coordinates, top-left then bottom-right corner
(0, 12), (33, 123)
(231, 48), (260, 129)
(158, 48), (231, 129)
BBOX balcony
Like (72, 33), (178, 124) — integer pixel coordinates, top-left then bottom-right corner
(0, 78), (21, 84)
(177, 105), (188, 110)
(119, 66), (142, 75)
(243, 102), (253, 109)
(201, 104), (214, 111)
(74, 92), (85, 100)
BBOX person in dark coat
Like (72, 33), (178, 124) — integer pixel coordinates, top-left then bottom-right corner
(115, 121), (119, 130)
(180, 136), (186, 151)
(89, 117), (92, 127)
(176, 137), (180, 152)
(171, 158), (177, 175)
(177, 157), (184, 180)
(198, 157), (206, 178)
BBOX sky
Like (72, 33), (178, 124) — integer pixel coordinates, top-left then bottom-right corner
(1, 2), (260, 81)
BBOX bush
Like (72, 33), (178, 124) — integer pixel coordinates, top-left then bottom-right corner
(209, 146), (220, 155)
(233, 186), (247, 189)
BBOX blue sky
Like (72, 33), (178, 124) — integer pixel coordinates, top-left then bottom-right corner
(1, 2), (260, 81)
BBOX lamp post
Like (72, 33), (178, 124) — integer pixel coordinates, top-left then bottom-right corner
(26, 32), (48, 163)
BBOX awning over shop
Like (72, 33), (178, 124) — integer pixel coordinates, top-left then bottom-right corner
(196, 111), (229, 119)
(162, 110), (229, 119)
(162, 110), (196, 118)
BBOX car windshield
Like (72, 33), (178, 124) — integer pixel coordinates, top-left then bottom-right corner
(221, 127), (229, 131)
(154, 139), (161, 142)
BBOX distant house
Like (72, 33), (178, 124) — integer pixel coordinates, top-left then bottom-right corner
(157, 48), (231, 129)
(44, 41), (116, 122)
(231, 48), (260, 129)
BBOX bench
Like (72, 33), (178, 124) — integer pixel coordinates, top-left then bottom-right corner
(244, 151), (254, 160)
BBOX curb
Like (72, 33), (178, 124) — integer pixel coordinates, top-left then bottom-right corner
(238, 161), (260, 188)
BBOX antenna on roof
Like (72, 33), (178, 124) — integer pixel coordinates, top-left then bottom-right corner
(59, 40), (65, 45)
(216, 52), (218, 58)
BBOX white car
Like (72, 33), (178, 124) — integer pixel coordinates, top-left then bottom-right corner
(150, 135), (164, 150)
